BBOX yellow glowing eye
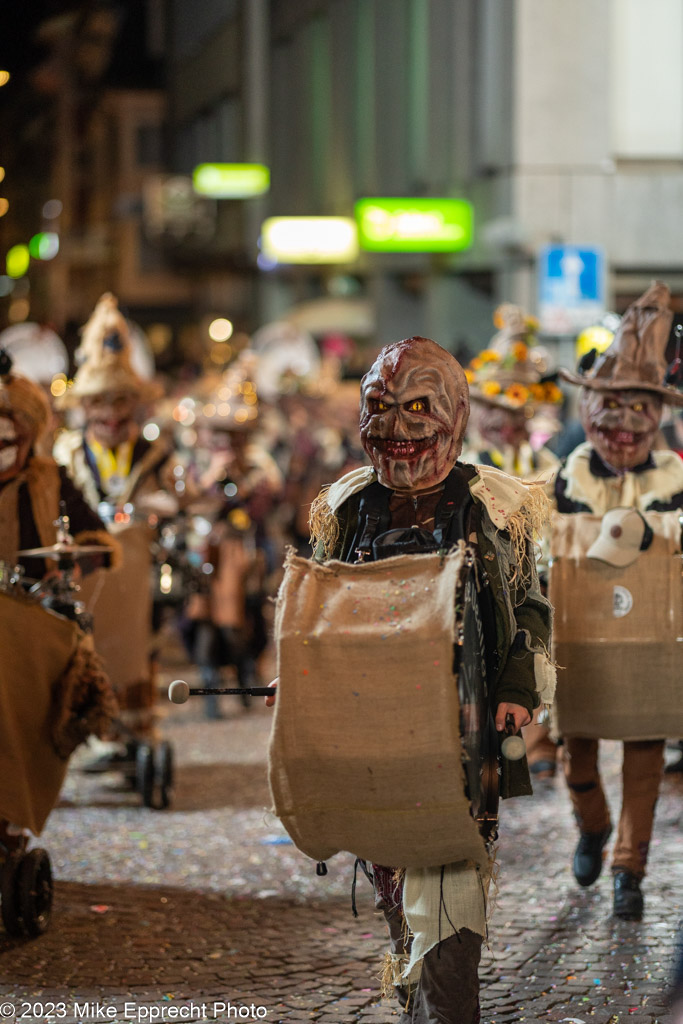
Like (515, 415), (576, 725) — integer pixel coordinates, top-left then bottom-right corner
(376, 399), (388, 412)
(606, 399), (619, 409)
(632, 402), (644, 412)
(407, 400), (425, 412)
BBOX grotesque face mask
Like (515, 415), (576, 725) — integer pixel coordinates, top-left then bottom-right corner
(580, 388), (662, 472)
(83, 390), (138, 449)
(0, 412), (33, 482)
(470, 402), (530, 452)
(359, 337), (469, 493)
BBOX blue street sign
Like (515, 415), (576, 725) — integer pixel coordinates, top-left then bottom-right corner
(538, 245), (606, 333)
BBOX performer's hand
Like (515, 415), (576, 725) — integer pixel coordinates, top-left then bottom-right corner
(495, 702), (531, 732)
(265, 677), (278, 708)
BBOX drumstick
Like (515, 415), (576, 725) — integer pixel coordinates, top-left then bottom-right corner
(168, 680), (274, 704)
(500, 712), (526, 761)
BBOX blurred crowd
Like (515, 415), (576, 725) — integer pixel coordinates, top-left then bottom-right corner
(5, 289), (683, 734)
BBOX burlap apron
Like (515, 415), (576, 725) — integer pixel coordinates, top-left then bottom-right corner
(268, 549), (488, 870)
(0, 592), (78, 834)
(78, 521), (153, 701)
(549, 511), (683, 740)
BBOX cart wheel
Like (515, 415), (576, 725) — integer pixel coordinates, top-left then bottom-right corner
(17, 848), (53, 937)
(136, 743), (155, 807)
(153, 742), (174, 810)
(1, 851), (25, 937)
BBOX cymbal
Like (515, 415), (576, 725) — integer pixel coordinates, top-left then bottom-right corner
(17, 542), (113, 560)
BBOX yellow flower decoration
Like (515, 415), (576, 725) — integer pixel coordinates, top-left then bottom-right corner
(543, 381), (563, 404)
(530, 383), (546, 401)
(470, 356), (483, 371)
(479, 349), (501, 364)
(465, 369), (474, 384)
(481, 381), (502, 396)
(504, 384), (530, 407)
(512, 342), (528, 361)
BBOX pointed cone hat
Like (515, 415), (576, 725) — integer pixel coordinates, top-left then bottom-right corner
(560, 281), (683, 406)
(58, 293), (159, 406)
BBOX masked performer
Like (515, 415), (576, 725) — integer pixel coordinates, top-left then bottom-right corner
(551, 281), (683, 920)
(464, 303), (562, 480)
(184, 367), (281, 718)
(0, 348), (112, 574)
(270, 337), (554, 1024)
(0, 350), (117, 855)
(53, 294), (169, 763)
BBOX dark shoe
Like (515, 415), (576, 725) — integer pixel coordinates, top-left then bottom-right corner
(573, 825), (612, 887)
(613, 871), (643, 920)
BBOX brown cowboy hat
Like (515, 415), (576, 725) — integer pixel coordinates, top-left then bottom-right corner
(560, 281), (683, 407)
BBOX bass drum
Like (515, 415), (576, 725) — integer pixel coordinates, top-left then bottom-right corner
(0, 591), (79, 835)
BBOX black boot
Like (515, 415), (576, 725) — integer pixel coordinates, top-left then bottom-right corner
(613, 871), (643, 920)
(572, 825), (612, 887)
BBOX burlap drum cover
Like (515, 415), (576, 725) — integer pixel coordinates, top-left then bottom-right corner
(268, 549), (489, 870)
(0, 592), (78, 834)
(549, 512), (683, 740)
(78, 522), (153, 695)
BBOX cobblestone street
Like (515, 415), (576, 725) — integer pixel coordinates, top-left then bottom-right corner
(1, 650), (681, 1024)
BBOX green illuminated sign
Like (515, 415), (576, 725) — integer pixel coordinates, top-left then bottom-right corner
(355, 197), (473, 252)
(192, 163), (270, 198)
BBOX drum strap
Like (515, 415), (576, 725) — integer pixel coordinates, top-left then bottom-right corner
(351, 482), (391, 562)
(348, 466), (479, 562)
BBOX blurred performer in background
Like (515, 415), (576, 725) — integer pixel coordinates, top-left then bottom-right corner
(463, 304), (562, 481)
(0, 349), (117, 854)
(551, 282), (683, 919)
(53, 293), (171, 768)
(463, 304), (563, 778)
(184, 360), (282, 718)
(0, 347), (113, 575)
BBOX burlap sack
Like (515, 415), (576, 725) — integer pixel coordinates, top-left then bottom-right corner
(78, 521), (153, 694)
(549, 511), (683, 740)
(0, 592), (78, 834)
(268, 549), (488, 870)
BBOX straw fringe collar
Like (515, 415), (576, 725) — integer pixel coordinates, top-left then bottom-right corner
(309, 463), (552, 569)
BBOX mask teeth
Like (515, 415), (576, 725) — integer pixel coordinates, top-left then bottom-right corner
(0, 418), (17, 442)
(0, 444), (18, 471)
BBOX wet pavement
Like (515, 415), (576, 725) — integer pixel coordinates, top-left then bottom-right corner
(1, 649), (681, 1024)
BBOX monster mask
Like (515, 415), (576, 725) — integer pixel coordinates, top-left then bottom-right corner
(580, 388), (662, 472)
(470, 402), (530, 453)
(359, 336), (469, 492)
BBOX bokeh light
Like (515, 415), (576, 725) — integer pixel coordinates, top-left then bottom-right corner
(42, 199), (63, 219)
(29, 232), (59, 260)
(0, 72), (10, 88)
(6, 245), (30, 278)
(50, 375), (67, 398)
(8, 298), (30, 322)
(0, 199), (8, 217)
(142, 422), (161, 441)
(208, 317), (233, 342)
